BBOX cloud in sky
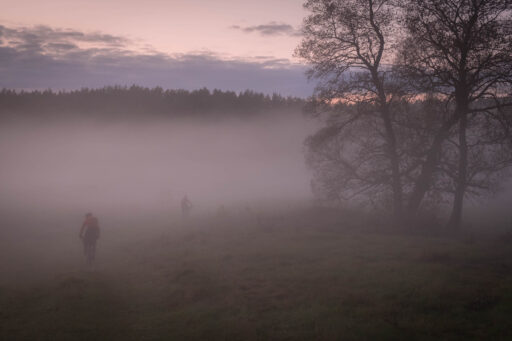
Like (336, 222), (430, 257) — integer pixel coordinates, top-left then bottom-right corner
(0, 24), (312, 97)
(230, 22), (301, 37)
(0, 25), (129, 50)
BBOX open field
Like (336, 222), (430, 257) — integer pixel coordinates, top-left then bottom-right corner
(1, 207), (512, 340)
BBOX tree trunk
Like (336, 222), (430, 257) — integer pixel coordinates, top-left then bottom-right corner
(447, 103), (469, 230)
(407, 115), (459, 215)
(385, 114), (403, 220)
(372, 69), (403, 222)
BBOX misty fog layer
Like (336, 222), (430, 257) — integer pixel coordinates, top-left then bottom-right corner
(0, 114), (317, 215)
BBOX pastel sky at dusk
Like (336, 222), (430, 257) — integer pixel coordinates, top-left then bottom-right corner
(0, 0), (313, 96)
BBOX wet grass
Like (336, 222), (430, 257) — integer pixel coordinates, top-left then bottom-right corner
(1, 209), (512, 340)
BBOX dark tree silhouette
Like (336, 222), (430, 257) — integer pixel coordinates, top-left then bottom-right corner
(296, 0), (406, 220)
(397, 0), (512, 228)
(298, 0), (512, 228)
(0, 86), (304, 121)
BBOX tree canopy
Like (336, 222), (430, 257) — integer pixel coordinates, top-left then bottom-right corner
(297, 0), (512, 228)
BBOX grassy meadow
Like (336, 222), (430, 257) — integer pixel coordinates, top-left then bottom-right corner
(1, 207), (512, 340)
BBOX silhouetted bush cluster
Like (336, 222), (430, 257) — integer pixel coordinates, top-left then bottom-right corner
(0, 86), (305, 120)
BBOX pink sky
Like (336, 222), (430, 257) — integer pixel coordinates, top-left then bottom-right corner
(0, 0), (305, 60)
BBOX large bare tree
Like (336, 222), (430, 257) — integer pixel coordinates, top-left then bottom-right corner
(397, 0), (512, 228)
(296, 0), (406, 219)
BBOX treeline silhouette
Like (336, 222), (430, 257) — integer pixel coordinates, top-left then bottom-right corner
(0, 86), (304, 120)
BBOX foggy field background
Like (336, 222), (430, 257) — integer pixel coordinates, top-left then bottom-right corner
(0, 112), (316, 214)
(0, 109), (315, 284)
(0, 112), (510, 340)
(1, 110), (512, 340)
(3, 0), (512, 339)
(1, 207), (512, 340)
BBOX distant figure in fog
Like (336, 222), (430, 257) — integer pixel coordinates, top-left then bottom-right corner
(79, 212), (100, 266)
(181, 195), (192, 218)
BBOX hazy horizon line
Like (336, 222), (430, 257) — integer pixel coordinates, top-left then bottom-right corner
(0, 84), (309, 99)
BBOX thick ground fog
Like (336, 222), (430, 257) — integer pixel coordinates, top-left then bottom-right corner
(0, 112), (317, 217)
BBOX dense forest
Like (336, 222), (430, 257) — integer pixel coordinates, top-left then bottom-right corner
(0, 86), (305, 120)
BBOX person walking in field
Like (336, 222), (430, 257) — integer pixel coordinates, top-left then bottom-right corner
(79, 212), (100, 265)
(181, 195), (192, 219)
